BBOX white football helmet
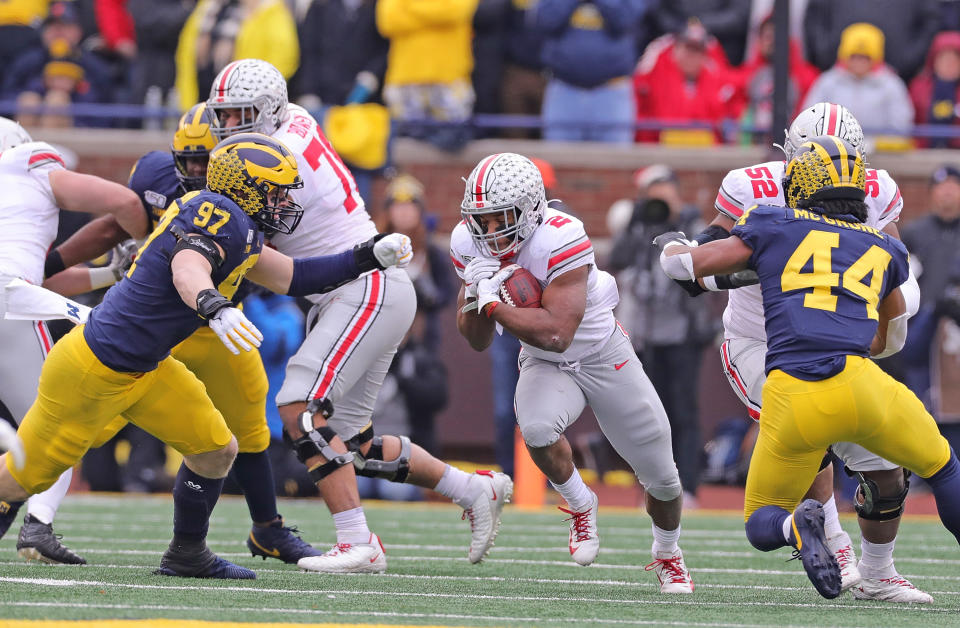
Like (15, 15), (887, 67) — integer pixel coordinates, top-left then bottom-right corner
(0, 117), (32, 151)
(461, 153), (545, 259)
(781, 102), (865, 162)
(206, 59), (288, 140)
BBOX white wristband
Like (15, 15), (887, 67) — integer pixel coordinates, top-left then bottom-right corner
(88, 267), (118, 291)
(659, 250), (696, 281)
(702, 275), (720, 291)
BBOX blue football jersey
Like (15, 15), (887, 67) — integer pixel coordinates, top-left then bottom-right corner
(127, 150), (182, 228)
(731, 205), (910, 381)
(84, 190), (264, 372)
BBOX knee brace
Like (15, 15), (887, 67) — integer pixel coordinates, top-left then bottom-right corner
(282, 398), (353, 483)
(349, 429), (412, 483)
(849, 468), (911, 521)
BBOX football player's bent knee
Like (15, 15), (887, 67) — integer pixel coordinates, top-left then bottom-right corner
(519, 420), (561, 449)
(851, 468), (910, 521)
(283, 398), (353, 483)
(347, 427), (411, 482)
(644, 476), (683, 502)
(186, 438), (238, 478)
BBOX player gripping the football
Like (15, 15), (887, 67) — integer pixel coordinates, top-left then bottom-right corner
(0, 116), (150, 565)
(0, 133), (413, 578)
(452, 152), (694, 593)
(659, 103), (929, 603)
(659, 135), (960, 600)
(208, 59), (512, 573)
(44, 102), (325, 566)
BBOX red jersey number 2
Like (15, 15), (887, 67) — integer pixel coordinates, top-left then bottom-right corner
(744, 166), (779, 198)
(302, 130), (360, 213)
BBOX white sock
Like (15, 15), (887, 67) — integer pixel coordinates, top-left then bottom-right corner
(860, 538), (897, 578)
(821, 495), (844, 538)
(550, 468), (593, 512)
(26, 468), (72, 524)
(651, 523), (681, 555)
(782, 515), (794, 545)
(332, 507), (371, 545)
(434, 465), (474, 508)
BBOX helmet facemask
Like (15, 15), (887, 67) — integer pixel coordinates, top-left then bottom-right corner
(461, 194), (542, 258)
(255, 179), (303, 236)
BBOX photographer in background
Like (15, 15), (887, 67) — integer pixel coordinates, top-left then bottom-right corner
(608, 165), (718, 508)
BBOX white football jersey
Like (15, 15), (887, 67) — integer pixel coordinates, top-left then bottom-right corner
(450, 207), (619, 363)
(0, 142), (66, 284)
(267, 104), (377, 285)
(714, 160), (904, 341)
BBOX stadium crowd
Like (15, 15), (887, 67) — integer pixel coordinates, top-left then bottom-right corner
(4, 0), (960, 144)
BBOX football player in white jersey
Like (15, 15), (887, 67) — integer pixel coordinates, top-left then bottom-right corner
(0, 117), (149, 563)
(666, 103), (930, 603)
(452, 153), (694, 593)
(207, 59), (512, 573)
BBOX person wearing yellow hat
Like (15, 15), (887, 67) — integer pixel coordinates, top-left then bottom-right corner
(801, 22), (914, 138)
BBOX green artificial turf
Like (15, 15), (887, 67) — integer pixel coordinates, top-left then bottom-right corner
(0, 494), (957, 627)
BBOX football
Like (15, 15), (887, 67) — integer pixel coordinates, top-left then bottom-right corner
(499, 266), (542, 308)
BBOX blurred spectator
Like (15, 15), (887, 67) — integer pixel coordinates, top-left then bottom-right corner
(894, 165), (960, 408)
(379, 173), (457, 352)
(802, 1), (940, 81)
(500, 0), (545, 139)
(535, 0), (647, 144)
(489, 158), (556, 477)
(94, 0), (135, 59)
(0, 0), (45, 73)
(175, 0), (299, 110)
(801, 22), (914, 138)
(128, 0), (192, 106)
(910, 31), (960, 148)
(743, 0), (809, 61)
(732, 12), (819, 143)
(293, 0), (387, 112)
(653, 0), (752, 65)
(942, 0), (960, 31)
(376, 0), (478, 151)
(633, 18), (737, 143)
(472, 0), (509, 137)
(4, 1), (114, 128)
(608, 165), (717, 504)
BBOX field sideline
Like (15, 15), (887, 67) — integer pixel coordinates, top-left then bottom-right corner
(0, 494), (958, 627)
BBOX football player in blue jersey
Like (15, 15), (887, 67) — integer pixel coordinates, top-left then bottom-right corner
(0, 133), (413, 579)
(658, 135), (960, 599)
(46, 104), (325, 565)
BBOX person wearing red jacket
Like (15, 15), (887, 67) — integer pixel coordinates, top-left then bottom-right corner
(909, 30), (960, 148)
(633, 18), (738, 143)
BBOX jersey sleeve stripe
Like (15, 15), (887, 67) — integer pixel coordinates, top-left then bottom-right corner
(715, 188), (743, 218)
(28, 152), (64, 168)
(546, 248), (592, 281)
(549, 234), (588, 258)
(881, 187), (902, 218)
(548, 238), (591, 269)
(450, 253), (465, 269)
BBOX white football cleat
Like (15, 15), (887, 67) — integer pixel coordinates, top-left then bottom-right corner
(559, 491), (599, 566)
(852, 566), (934, 604)
(645, 548), (694, 593)
(297, 533), (386, 574)
(826, 531), (862, 592)
(462, 470), (513, 564)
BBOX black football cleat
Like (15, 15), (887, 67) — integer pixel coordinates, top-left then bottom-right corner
(0, 500), (24, 539)
(788, 499), (842, 599)
(17, 514), (86, 564)
(155, 538), (255, 579)
(247, 518), (322, 564)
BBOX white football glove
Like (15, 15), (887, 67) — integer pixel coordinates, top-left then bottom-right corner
(110, 239), (140, 281)
(476, 264), (520, 314)
(209, 306), (263, 355)
(373, 233), (413, 269)
(0, 420), (25, 470)
(463, 257), (501, 299)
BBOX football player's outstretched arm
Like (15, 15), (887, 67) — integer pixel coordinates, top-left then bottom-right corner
(49, 170), (149, 240)
(246, 233), (413, 295)
(46, 214), (131, 275)
(489, 266), (588, 354)
(660, 235), (753, 281)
